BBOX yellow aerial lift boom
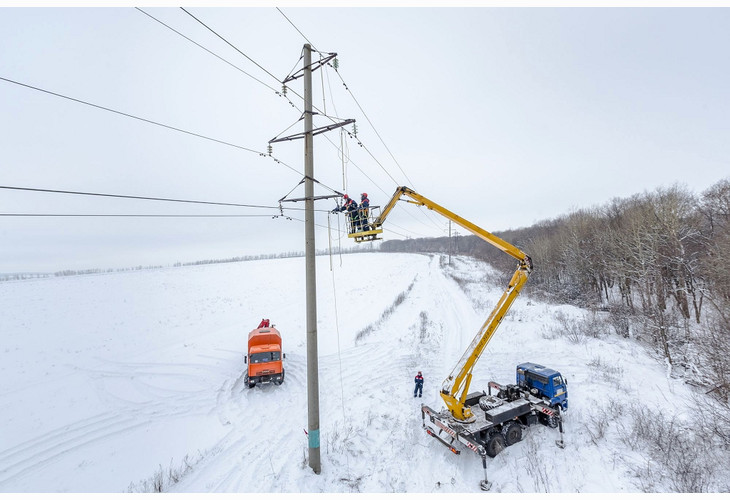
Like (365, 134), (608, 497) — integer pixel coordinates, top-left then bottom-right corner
(360, 186), (533, 422)
(347, 186), (567, 490)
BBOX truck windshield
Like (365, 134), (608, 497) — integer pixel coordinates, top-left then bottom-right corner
(552, 375), (563, 386)
(250, 351), (281, 363)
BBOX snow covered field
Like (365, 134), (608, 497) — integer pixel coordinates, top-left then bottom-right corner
(0, 252), (709, 492)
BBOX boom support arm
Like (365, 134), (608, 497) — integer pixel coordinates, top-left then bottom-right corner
(375, 186), (533, 421)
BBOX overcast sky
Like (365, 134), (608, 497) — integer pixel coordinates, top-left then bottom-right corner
(1, 5), (729, 272)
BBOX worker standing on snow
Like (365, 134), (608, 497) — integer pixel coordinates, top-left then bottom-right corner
(414, 371), (424, 398)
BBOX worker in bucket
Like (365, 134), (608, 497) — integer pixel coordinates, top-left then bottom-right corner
(332, 194), (361, 233)
(359, 192), (371, 231)
(414, 371), (424, 398)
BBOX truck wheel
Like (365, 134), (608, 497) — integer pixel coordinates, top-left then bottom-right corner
(485, 433), (505, 458)
(248, 379), (256, 388)
(547, 415), (558, 428)
(273, 370), (285, 386)
(547, 405), (561, 428)
(502, 421), (522, 446)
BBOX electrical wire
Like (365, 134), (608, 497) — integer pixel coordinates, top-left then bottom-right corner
(174, 7), (348, 134)
(0, 79), (441, 237)
(9, 10), (439, 240)
(0, 76), (260, 154)
(0, 185), (276, 209)
(143, 7), (403, 201)
(271, 8), (413, 185)
(270, 9), (445, 235)
(325, 212), (352, 478)
(276, 7), (317, 51)
(134, 9), (361, 199)
(146, 5), (417, 208)
(285, 215), (348, 235)
(0, 75), (307, 173)
(0, 75), (365, 195)
(331, 69), (417, 189)
(136, 8), (279, 94)
(0, 185), (335, 213)
(180, 7), (281, 84)
(0, 213), (276, 218)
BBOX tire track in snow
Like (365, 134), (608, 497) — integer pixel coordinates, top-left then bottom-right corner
(156, 256), (436, 492)
(0, 411), (143, 485)
(174, 352), (310, 492)
(0, 356), (236, 488)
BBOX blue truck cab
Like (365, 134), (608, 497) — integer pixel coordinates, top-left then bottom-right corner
(516, 362), (568, 411)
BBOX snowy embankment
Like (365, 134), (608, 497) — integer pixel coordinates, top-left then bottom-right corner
(0, 253), (713, 492)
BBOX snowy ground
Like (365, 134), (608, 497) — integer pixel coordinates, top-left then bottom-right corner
(0, 252), (705, 493)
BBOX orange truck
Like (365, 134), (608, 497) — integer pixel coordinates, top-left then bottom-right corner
(244, 322), (285, 388)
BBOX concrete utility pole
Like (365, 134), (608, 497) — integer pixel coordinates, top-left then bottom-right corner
(303, 43), (321, 474)
(269, 44), (353, 476)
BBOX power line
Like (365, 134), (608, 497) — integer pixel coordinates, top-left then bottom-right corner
(272, 9), (413, 184)
(285, 215), (349, 236)
(0, 75), (310, 179)
(142, 6), (419, 205)
(172, 8), (344, 132)
(0, 185), (343, 214)
(145, 7), (383, 195)
(0, 76), (260, 154)
(271, 10), (438, 227)
(1, 76), (252, 154)
(331, 69), (418, 189)
(180, 7), (281, 84)
(0, 185), (278, 209)
(136, 7), (280, 94)
(136, 8), (437, 235)
(272, 10), (443, 234)
(276, 8), (317, 50)
(0, 213), (277, 218)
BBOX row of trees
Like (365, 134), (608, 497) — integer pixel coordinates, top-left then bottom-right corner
(381, 178), (730, 404)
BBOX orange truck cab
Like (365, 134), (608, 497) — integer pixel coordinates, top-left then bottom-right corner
(244, 326), (285, 388)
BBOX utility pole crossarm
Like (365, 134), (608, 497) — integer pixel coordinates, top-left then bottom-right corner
(284, 52), (337, 83)
(269, 119), (355, 144)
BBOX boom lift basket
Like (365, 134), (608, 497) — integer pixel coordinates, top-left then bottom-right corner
(346, 205), (383, 242)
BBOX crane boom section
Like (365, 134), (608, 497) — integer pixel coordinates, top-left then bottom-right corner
(375, 187), (527, 262)
(441, 266), (530, 420)
(375, 186), (532, 422)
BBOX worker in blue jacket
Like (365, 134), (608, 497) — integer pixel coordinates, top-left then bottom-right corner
(414, 371), (424, 397)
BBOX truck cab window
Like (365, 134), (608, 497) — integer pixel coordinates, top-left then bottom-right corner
(250, 351), (281, 363)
